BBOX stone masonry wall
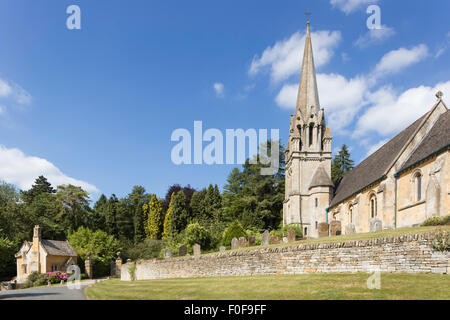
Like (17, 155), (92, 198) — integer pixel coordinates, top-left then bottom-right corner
(121, 233), (449, 281)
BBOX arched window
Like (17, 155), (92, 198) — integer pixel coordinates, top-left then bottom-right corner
(304, 227), (308, 236)
(349, 205), (353, 224)
(370, 195), (377, 218)
(309, 124), (314, 146)
(415, 172), (422, 201)
(299, 138), (303, 151)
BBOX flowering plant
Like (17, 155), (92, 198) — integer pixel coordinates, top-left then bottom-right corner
(45, 271), (68, 284)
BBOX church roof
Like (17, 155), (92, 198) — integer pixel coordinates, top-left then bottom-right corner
(399, 109), (450, 172)
(295, 21), (320, 118)
(330, 112), (428, 208)
(309, 165), (334, 189)
(41, 240), (77, 257)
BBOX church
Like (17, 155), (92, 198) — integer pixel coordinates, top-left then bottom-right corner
(283, 21), (449, 238)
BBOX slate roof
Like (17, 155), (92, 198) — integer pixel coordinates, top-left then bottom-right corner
(399, 110), (450, 172)
(41, 240), (77, 257)
(330, 112), (428, 208)
(309, 166), (334, 189)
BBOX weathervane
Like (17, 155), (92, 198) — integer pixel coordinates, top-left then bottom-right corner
(305, 9), (312, 22)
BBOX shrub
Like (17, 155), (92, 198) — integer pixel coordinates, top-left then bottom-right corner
(122, 239), (163, 261)
(25, 272), (47, 287)
(432, 229), (450, 252)
(45, 271), (68, 284)
(283, 224), (303, 239)
(221, 220), (247, 247)
(0, 237), (16, 281)
(422, 215), (450, 226)
(184, 223), (214, 250)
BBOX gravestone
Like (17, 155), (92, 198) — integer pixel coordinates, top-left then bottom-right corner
(248, 236), (256, 247)
(318, 223), (329, 237)
(282, 237), (288, 243)
(178, 245), (187, 257)
(238, 237), (247, 248)
(231, 237), (239, 250)
(164, 248), (172, 258)
(261, 230), (270, 246)
(270, 236), (279, 244)
(370, 218), (382, 232)
(193, 243), (201, 255)
(219, 246), (226, 252)
(287, 229), (296, 242)
(330, 220), (342, 236)
(345, 224), (356, 235)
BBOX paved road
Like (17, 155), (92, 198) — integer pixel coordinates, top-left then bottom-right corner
(0, 280), (99, 300)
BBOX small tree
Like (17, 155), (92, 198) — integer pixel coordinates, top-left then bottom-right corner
(221, 220), (247, 247)
(184, 223), (213, 250)
(144, 194), (163, 240)
(163, 193), (174, 238)
(331, 144), (354, 183)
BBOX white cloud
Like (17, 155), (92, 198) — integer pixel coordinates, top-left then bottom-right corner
(435, 47), (446, 58)
(213, 82), (224, 97)
(0, 105), (4, 116)
(354, 26), (396, 48)
(0, 145), (99, 194)
(0, 79), (12, 97)
(330, 0), (378, 14)
(366, 139), (389, 157)
(355, 81), (450, 137)
(275, 73), (369, 132)
(372, 44), (428, 79)
(249, 30), (341, 83)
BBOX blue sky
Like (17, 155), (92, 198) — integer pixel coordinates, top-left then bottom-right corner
(0, 0), (449, 202)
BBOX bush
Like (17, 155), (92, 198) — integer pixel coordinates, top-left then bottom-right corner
(184, 223), (214, 250)
(432, 229), (449, 252)
(122, 239), (163, 261)
(422, 215), (450, 226)
(25, 272), (47, 288)
(221, 220), (247, 247)
(45, 271), (67, 284)
(283, 224), (303, 239)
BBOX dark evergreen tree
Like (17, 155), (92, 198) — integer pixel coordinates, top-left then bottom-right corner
(331, 144), (355, 183)
(21, 176), (55, 205)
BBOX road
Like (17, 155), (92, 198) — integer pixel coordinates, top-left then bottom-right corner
(0, 280), (99, 300)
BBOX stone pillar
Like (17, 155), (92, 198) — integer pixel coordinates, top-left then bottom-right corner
(115, 252), (122, 278)
(85, 252), (93, 279)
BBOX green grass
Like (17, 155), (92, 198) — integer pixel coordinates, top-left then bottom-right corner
(226, 225), (450, 254)
(86, 273), (450, 300)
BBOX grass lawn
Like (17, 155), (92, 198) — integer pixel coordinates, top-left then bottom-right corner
(226, 225), (450, 254)
(86, 273), (450, 300)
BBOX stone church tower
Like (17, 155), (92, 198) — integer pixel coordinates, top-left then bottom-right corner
(283, 21), (333, 238)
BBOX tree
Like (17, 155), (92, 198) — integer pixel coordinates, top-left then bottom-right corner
(221, 220), (247, 247)
(68, 226), (121, 277)
(56, 184), (91, 233)
(144, 194), (163, 240)
(184, 223), (214, 250)
(0, 236), (16, 280)
(127, 186), (150, 245)
(171, 191), (189, 233)
(163, 193), (175, 238)
(21, 176), (55, 205)
(222, 141), (285, 231)
(331, 144), (355, 183)
(162, 184), (196, 212)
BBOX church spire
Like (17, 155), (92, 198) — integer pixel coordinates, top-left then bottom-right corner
(296, 21), (320, 118)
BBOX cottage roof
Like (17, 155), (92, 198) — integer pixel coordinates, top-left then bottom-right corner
(40, 240), (77, 257)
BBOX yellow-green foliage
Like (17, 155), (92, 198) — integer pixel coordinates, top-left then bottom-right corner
(144, 194), (163, 240)
(163, 193), (174, 238)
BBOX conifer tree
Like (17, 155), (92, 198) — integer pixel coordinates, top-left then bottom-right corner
(144, 194), (163, 239)
(331, 144), (355, 183)
(163, 193), (175, 238)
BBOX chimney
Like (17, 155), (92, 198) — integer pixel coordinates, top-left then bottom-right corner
(33, 225), (41, 241)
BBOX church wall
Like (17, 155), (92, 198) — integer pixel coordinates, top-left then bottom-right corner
(397, 150), (449, 227)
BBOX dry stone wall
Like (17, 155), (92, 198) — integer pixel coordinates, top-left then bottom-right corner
(121, 233), (449, 281)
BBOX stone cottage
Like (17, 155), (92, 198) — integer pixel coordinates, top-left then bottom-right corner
(284, 21), (449, 238)
(15, 225), (78, 282)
